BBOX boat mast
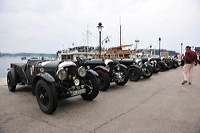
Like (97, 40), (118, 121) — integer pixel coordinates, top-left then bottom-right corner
(86, 24), (91, 57)
(119, 17), (122, 48)
(86, 25), (89, 53)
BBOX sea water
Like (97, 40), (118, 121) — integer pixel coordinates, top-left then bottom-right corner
(0, 57), (26, 78)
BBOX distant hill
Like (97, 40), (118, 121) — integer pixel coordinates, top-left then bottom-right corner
(136, 49), (179, 56)
(0, 52), (56, 57)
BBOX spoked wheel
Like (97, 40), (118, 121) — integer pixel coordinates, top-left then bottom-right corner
(81, 74), (99, 100)
(115, 69), (128, 85)
(143, 65), (153, 78)
(128, 68), (141, 81)
(36, 80), (58, 114)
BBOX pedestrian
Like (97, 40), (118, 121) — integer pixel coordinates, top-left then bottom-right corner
(182, 46), (197, 85)
(180, 54), (185, 68)
(199, 54), (200, 65)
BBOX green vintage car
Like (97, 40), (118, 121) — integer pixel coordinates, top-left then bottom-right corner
(7, 58), (99, 114)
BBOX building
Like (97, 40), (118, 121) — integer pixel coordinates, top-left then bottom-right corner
(137, 49), (179, 56)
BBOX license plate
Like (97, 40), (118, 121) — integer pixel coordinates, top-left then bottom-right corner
(71, 89), (86, 96)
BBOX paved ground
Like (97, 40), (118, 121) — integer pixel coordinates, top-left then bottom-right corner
(0, 66), (200, 133)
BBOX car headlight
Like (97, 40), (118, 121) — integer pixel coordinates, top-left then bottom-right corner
(78, 66), (86, 77)
(57, 69), (67, 80)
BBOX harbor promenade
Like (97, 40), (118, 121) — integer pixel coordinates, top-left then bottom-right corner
(0, 66), (200, 133)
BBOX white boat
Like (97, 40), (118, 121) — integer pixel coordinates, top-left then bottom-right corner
(58, 46), (96, 61)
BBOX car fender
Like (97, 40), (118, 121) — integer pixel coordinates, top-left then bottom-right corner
(32, 73), (55, 96)
(104, 59), (113, 65)
(32, 72), (55, 88)
(86, 69), (99, 78)
(94, 66), (109, 73)
(117, 64), (127, 71)
(7, 68), (18, 85)
(128, 64), (141, 71)
(34, 72), (55, 83)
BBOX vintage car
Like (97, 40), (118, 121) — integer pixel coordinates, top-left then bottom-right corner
(147, 58), (160, 73)
(7, 59), (99, 114)
(76, 58), (129, 91)
(112, 58), (153, 81)
(161, 58), (173, 70)
(162, 58), (179, 69)
(149, 58), (168, 72)
(76, 58), (110, 91)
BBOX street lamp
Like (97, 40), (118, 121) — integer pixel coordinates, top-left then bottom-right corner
(158, 37), (161, 58)
(97, 22), (104, 58)
(150, 45), (152, 57)
(181, 43), (183, 57)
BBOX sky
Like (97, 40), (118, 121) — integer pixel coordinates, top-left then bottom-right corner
(0, 0), (200, 54)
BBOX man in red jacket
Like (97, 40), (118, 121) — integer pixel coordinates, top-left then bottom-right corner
(182, 46), (197, 85)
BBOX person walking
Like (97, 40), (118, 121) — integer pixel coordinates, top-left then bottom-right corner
(182, 46), (197, 85)
(180, 54), (185, 68)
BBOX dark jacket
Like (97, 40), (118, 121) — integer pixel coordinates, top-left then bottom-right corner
(185, 50), (197, 64)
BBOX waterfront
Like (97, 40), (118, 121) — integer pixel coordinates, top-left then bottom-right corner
(0, 57), (26, 78)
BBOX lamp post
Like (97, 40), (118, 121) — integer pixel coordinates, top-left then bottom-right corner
(181, 43), (183, 57)
(150, 45), (152, 57)
(158, 37), (161, 57)
(97, 22), (103, 58)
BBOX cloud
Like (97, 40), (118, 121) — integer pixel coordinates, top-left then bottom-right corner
(0, 0), (200, 53)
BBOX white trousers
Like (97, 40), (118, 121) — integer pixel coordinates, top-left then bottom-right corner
(182, 64), (194, 83)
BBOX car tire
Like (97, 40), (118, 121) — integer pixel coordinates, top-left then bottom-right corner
(159, 62), (166, 72)
(153, 64), (160, 73)
(96, 70), (110, 91)
(115, 69), (129, 85)
(7, 71), (17, 92)
(143, 65), (153, 78)
(173, 62), (178, 68)
(167, 62), (173, 69)
(81, 73), (99, 100)
(128, 68), (141, 81)
(36, 80), (58, 114)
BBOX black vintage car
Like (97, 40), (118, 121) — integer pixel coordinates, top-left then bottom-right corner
(149, 57), (168, 72)
(76, 58), (129, 91)
(148, 58), (160, 73)
(162, 58), (179, 69)
(149, 57), (178, 72)
(7, 59), (99, 114)
(76, 58), (110, 91)
(112, 58), (153, 81)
